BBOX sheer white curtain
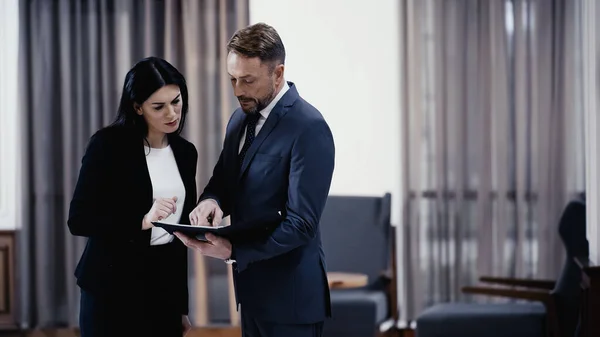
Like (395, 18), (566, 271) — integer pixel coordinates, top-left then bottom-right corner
(399, 0), (585, 321)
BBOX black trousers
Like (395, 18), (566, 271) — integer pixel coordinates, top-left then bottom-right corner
(79, 289), (182, 337)
(241, 311), (324, 337)
(79, 242), (183, 337)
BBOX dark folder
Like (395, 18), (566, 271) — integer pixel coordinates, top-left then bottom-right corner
(152, 211), (283, 244)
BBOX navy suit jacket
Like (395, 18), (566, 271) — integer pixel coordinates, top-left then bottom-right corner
(200, 82), (335, 324)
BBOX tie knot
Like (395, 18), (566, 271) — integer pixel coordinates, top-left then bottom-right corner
(247, 113), (261, 124)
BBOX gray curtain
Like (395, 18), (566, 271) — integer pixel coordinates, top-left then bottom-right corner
(399, 0), (585, 321)
(17, 0), (247, 328)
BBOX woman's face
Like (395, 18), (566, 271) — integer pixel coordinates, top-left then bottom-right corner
(136, 84), (182, 137)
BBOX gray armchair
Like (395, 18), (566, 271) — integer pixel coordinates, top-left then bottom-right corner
(415, 199), (587, 337)
(319, 193), (399, 337)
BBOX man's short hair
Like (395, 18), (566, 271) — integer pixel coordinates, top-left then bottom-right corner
(227, 22), (286, 68)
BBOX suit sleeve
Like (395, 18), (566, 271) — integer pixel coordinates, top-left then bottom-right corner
(198, 114), (237, 216)
(233, 121), (335, 272)
(178, 142), (198, 315)
(67, 132), (143, 239)
(198, 149), (230, 216)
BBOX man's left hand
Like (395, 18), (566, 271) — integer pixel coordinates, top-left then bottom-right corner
(175, 232), (232, 260)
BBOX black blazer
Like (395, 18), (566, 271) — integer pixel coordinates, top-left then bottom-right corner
(67, 125), (198, 314)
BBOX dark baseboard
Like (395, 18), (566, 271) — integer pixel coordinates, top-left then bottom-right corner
(0, 324), (411, 337)
(0, 325), (243, 337)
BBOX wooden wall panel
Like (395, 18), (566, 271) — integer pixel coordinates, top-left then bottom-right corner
(0, 231), (16, 330)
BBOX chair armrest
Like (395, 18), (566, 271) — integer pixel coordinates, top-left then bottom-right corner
(575, 256), (598, 273)
(479, 276), (555, 290)
(464, 286), (560, 335)
(574, 256), (600, 337)
(574, 256), (600, 285)
(462, 286), (551, 303)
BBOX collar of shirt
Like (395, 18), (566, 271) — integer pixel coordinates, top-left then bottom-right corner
(258, 81), (290, 121)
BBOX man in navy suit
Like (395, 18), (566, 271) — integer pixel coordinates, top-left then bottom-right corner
(175, 22), (335, 337)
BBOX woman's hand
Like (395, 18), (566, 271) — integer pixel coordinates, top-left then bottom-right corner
(182, 315), (192, 336)
(142, 197), (178, 229)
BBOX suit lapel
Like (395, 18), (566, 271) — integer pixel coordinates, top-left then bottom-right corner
(237, 82), (299, 180)
(238, 106), (284, 179)
(229, 112), (246, 168)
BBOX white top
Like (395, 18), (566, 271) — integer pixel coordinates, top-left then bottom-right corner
(239, 82), (290, 153)
(144, 145), (186, 245)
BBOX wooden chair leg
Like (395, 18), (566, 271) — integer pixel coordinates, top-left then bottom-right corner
(193, 253), (208, 326)
(227, 266), (239, 325)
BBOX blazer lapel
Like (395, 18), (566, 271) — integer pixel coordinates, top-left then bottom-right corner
(135, 138), (154, 207)
(168, 135), (195, 223)
(132, 137), (153, 244)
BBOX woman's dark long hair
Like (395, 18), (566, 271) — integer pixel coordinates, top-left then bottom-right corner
(111, 57), (189, 137)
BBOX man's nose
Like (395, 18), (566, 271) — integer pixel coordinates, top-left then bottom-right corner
(233, 82), (245, 97)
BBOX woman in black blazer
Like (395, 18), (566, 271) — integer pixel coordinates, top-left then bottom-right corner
(68, 57), (198, 337)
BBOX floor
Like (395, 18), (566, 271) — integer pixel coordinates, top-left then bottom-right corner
(0, 326), (242, 337)
(400, 328), (415, 337)
(0, 326), (415, 337)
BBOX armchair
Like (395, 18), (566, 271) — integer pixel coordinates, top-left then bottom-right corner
(416, 199), (587, 337)
(319, 193), (399, 337)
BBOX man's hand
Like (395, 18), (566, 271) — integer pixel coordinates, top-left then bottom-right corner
(182, 315), (192, 336)
(189, 199), (223, 226)
(175, 232), (232, 260)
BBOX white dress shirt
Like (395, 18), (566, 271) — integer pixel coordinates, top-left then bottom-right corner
(144, 145), (186, 245)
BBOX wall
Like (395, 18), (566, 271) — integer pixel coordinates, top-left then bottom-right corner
(0, 0), (21, 231)
(248, 0), (403, 226)
(248, 0), (405, 324)
(0, 1), (404, 240)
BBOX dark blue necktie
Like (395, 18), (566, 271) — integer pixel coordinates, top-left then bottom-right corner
(239, 113), (261, 168)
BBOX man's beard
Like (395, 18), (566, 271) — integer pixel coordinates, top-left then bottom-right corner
(238, 86), (276, 115)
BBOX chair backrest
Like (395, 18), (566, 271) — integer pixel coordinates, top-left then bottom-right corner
(552, 199), (587, 337)
(319, 193), (392, 289)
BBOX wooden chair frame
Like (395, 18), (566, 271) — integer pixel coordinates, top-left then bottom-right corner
(461, 276), (559, 337)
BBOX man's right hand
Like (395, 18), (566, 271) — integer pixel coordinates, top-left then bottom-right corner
(189, 199), (223, 226)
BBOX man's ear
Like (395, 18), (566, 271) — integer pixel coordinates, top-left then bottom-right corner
(133, 103), (143, 115)
(274, 64), (285, 84)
